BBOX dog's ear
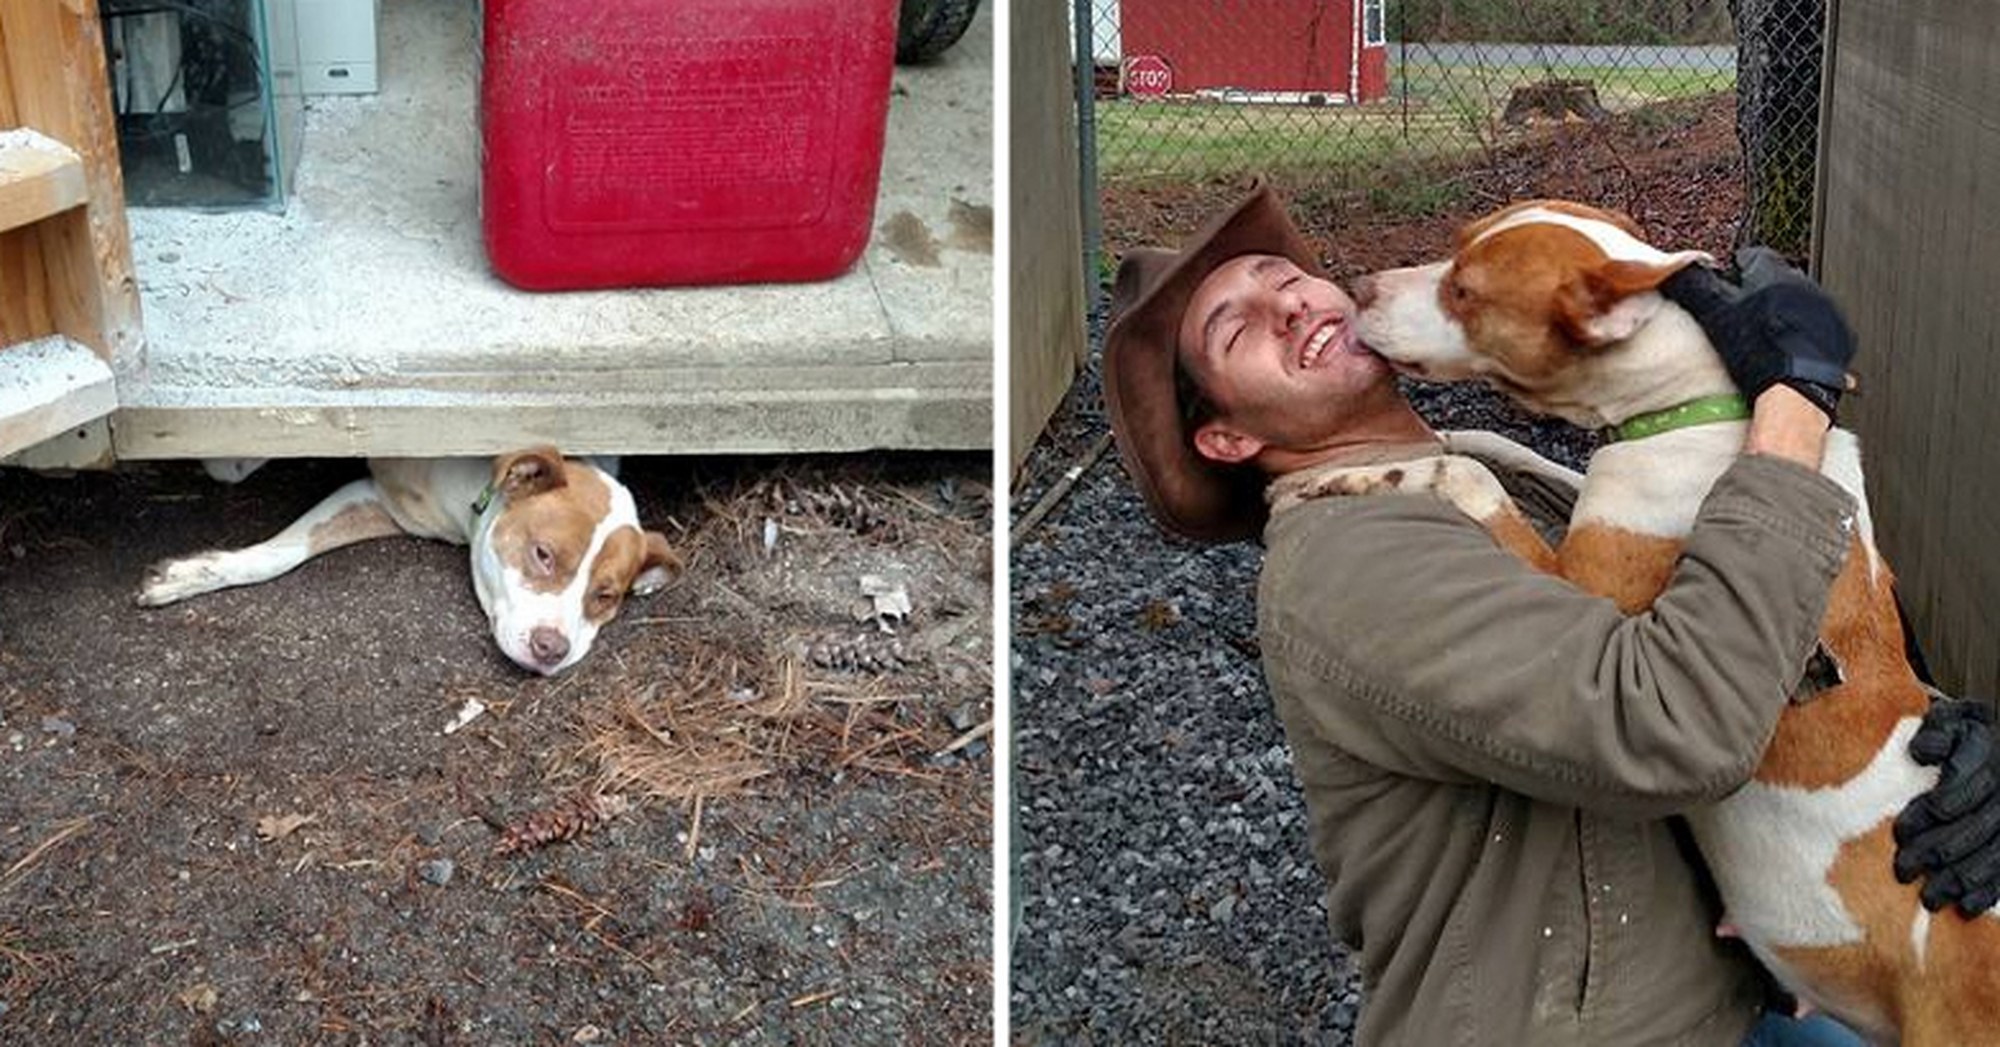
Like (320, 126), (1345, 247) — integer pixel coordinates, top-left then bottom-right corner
(1556, 253), (1709, 348)
(494, 446), (568, 500)
(628, 530), (683, 596)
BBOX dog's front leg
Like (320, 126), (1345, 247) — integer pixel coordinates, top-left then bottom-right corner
(136, 478), (407, 607)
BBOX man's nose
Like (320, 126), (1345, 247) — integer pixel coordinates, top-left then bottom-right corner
(529, 626), (570, 667)
(1350, 274), (1379, 310)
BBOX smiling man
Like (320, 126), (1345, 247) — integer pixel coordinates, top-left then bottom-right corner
(1173, 251), (1431, 479)
(1098, 183), (2000, 1046)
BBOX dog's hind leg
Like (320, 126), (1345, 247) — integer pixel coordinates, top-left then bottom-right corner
(136, 479), (407, 607)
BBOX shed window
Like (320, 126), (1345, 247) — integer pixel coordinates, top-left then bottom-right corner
(1363, 0), (1385, 46)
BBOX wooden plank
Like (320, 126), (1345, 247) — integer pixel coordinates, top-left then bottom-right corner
(112, 370), (993, 459)
(0, 12), (18, 128)
(1007, 0), (1088, 470)
(0, 1), (74, 146)
(0, 131), (86, 233)
(0, 222), (52, 342)
(0, 414), (111, 470)
(0, 0), (142, 362)
(1818, 0), (2000, 696)
(0, 334), (116, 457)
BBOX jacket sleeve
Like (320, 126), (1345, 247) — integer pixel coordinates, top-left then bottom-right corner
(1257, 454), (1855, 820)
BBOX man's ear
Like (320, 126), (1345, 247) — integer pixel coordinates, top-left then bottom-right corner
(1192, 421), (1265, 465)
(628, 530), (683, 597)
(493, 446), (568, 500)
(1556, 252), (1709, 347)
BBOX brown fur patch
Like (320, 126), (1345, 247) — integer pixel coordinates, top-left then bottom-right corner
(1556, 525), (1927, 790)
(1775, 824), (2000, 1046)
(1456, 199), (1644, 246)
(1485, 507), (1559, 575)
(494, 447), (568, 501)
(1441, 205), (1692, 398)
(1754, 539), (1929, 790)
(488, 463), (615, 595)
(306, 501), (402, 555)
(586, 527), (645, 623)
(1555, 522), (1681, 615)
(1446, 224), (1612, 389)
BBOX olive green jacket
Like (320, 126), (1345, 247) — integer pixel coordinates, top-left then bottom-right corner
(1257, 439), (1855, 1047)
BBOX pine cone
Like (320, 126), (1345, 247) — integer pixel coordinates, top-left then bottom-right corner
(807, 635), (918, 675)
(793, 482), (898, 540)
(493, 793), (631, 856)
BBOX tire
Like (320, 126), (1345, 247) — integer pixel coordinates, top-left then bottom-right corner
(896, 0), (980, 64)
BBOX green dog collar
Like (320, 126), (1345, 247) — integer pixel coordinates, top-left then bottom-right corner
(471, 482), (496, 517)
(1608, 393), (1751, 442)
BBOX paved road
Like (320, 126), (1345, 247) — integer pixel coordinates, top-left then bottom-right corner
(1393, 42), (1735, 72)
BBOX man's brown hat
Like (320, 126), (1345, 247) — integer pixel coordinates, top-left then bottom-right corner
(1102, 182), (1325, 543)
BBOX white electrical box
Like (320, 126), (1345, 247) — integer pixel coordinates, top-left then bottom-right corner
(295, 0), (379, 95)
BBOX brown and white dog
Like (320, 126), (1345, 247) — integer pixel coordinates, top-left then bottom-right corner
(1347, 200), (2000, 1044)
(137, 449), (681, 676)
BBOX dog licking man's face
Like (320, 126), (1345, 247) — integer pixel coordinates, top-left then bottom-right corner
(471, 449), (680, 675)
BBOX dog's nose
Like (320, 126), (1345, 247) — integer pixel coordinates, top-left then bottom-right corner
(529, 627), (570, 667)
(1350, 275), (1379, 310)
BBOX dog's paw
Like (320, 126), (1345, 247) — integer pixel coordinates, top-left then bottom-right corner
(135, 555), (223, 607)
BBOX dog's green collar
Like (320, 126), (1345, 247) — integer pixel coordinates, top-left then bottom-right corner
(1608, 394), (1750, 442)
(471, 482), (497, 517)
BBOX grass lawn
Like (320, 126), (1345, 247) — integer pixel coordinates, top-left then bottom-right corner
(1097, 63), (1736, 182)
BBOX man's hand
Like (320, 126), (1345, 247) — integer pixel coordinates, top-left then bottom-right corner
(1894, 698), (2000, 915)
(1658, 247), (1857, 423)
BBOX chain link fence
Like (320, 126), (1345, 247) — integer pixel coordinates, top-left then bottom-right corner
(1075, 0), (1825, 256)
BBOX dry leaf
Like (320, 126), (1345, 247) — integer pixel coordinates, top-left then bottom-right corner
(443, 697), (487, 735)
(255, 812), (315, 841)
(858, 575), (911, 622)
(1138, 600), (1180, 631)
(177, 982), (218, 1014)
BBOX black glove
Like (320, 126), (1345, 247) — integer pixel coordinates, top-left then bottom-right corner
(1893, 698), (2000, 915)
(1657, 246), (1857, 421)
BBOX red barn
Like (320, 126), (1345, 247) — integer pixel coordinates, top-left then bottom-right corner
(1119, 0), (1389, 104)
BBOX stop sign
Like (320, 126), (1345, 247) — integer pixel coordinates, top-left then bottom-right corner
(1123, 55), (1172, 99)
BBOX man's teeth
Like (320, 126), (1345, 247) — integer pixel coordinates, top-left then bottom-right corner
(1302, 325), (1338, 367)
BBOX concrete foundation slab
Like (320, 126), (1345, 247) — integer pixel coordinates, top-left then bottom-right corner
(114, 0), (992, 459)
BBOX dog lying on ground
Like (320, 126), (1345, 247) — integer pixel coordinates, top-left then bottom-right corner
(138, 448), (681, 676)
(1335, 200), (1997, 1044)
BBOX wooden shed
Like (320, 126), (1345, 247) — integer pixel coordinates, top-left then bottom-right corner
(1816, 0), (2000, 696)
(1118, 0), (1389, 103)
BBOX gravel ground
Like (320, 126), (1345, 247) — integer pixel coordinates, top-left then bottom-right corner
(1011, 97), (1744, 1044)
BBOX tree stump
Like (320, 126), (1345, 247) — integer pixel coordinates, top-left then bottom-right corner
(1502, 79), (1611, 125)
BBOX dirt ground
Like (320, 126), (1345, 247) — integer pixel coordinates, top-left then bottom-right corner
(1100, 94), (1749, 282)
(0, 453), (991, 1045)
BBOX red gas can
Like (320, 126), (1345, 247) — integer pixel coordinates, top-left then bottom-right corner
(480, 0), (897, 290)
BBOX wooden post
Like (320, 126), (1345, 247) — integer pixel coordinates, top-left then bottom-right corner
(0, 0), (143, 364)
